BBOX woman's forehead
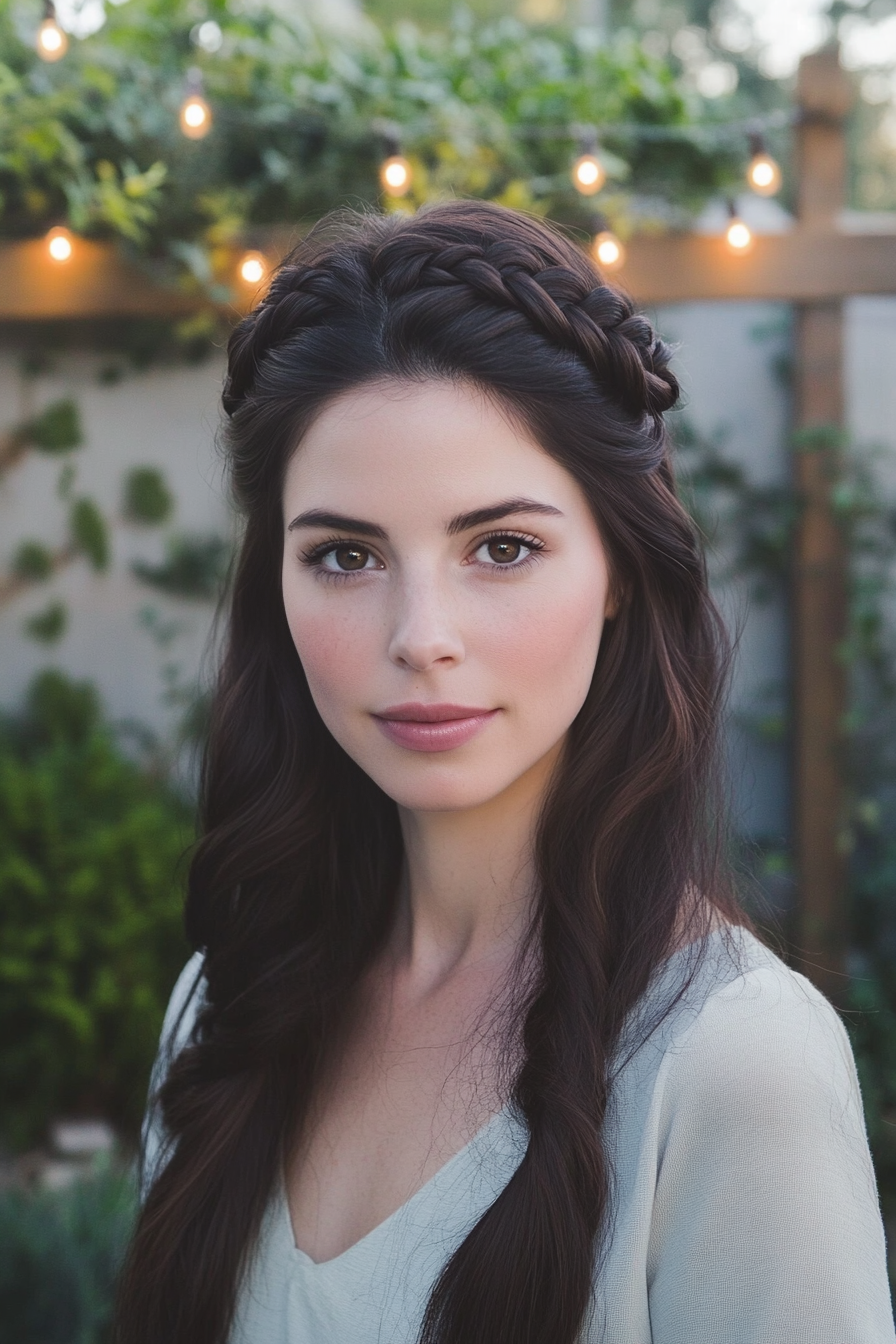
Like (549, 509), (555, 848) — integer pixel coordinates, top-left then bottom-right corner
(282, 380), (581, 519)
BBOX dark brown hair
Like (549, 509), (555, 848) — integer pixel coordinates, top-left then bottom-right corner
(115, 201), (743, 1344)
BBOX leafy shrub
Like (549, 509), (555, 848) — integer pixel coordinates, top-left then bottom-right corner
(0, 1163), (136, 1344)
(0, 671), (192, 1149)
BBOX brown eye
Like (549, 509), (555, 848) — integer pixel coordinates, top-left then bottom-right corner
(304, 539), (382, 576)
(333, 544), (370, 571)
(471, 534), (541, 570)
(486, 537), (522, 564)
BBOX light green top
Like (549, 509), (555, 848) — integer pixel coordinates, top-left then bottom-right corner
(145, 928), (896, 1343)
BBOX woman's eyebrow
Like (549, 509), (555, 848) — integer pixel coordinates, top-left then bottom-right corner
(447, 498), (563, 535)
(287, 509), (388, 539)
(287, 498), (563, 539)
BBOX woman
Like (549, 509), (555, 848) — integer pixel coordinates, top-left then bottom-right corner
(116, 201), (894, 1344)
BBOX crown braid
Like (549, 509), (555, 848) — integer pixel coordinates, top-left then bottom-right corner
(223, 209), (678, 422)
(223, 263), (362, 417)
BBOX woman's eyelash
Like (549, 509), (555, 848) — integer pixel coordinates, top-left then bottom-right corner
(476, 530), (545, 554)
(298, 536), (385, 576)
(470, 531), (547, 570)
(297, 530), (546, 576)
(299, 535), (361, 567)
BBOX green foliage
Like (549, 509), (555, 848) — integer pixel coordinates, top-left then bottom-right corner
(122, 466), (174, 525)
(23, 599), (67, 644)
(70, 498), (109, 571)
(0, 0), (742, 300)
(132, 531), (230, 600)
(12, 541), (54, 582)
(0, 1163), (136, 1344)
(26, 672), (101, 743)
(0, 671), (192, 1148)
(367, 0), (517, 24)
(18, 399), (82, 454)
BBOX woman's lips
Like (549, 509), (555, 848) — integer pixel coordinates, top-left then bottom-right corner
(372, 704), (499, 753)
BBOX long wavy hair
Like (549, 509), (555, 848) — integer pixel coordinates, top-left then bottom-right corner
(115, 201), (744, 1344)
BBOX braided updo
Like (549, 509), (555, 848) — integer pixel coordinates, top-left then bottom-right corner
(223, 202), (677, 424)
(117, 201), (740, 1344)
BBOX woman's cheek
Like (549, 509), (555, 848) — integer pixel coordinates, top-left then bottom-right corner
(286, 600), (379, 720)
(479, 577), (606, 703)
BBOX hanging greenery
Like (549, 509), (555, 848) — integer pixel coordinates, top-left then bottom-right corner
(0, 0), (748, 302)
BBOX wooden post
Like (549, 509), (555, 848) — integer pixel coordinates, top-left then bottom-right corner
(792, 47), (854, 998)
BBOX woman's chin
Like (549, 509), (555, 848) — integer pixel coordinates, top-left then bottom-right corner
(372, 768), (518, 816)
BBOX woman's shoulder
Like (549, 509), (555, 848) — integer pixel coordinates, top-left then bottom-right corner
(659, 927), (860, 1127)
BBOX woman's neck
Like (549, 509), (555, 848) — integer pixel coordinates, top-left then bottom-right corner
(391, 743), (561, 994)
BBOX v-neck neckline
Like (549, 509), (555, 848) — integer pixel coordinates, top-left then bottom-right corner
(272, 927), (741, 1273)
(279, 1102), (518, 1271)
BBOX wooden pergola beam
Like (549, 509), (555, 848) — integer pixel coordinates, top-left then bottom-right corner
(3, 229), (895, 320)
(617, 230), (896, 305)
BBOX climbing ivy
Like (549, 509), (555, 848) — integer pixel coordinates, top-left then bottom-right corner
(0, 391), (181, 645)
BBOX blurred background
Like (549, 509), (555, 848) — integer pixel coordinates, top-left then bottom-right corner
(2, 0), (896, 1337)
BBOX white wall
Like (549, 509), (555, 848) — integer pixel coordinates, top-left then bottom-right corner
(846, 297), (896, 460)
(657, 300), (792, 846)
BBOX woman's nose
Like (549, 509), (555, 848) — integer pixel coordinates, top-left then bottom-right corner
(386, 577), (465, 672)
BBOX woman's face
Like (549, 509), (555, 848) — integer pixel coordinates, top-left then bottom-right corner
(282, 380), (613, 814)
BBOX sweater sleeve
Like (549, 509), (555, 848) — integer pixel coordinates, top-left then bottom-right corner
(646, 964), (895, 1344)
(140, 950), (205, 1198)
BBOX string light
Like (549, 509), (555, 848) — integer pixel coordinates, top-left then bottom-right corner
(746, 132), (782, 196)
(571, 128), (606, 196)
(593, 231), (625, 269)
(590, 215), (625, 271)
(378, 132), (412, 197)
(36, 0), (67, 61)
(46, 226), (73, 262)
(179, 68), (212, 140)
(238, 251), (266, 285)
(380, 155), (412, 195)
(725, 200), (753, 253)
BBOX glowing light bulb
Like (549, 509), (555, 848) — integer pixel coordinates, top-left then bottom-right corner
(179, 93), (212, 139)
(380, 154), (412, 197)
(592, 230), (625, 271)
(238, 252), (266, 285)
(46, 226), (73, 262)
(726, 217), (753, 253)
(572, 153), (606, 196)
(747, 151), (781, 196)
(36, 4), (67, 61)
